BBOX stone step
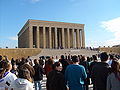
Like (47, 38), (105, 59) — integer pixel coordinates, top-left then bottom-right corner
(30, 49), (98, 60)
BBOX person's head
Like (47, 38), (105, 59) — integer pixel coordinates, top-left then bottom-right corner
(21, 64), (35, 77)
(6, 62), (12, 72)
(27, 56), (30, 58)
(52, 62), (62, 71)
(34, 59), (39, 64)
(100, 52), (108, 61)
(0, 60), (11, 77)
(21, 57), (26, 64)
(72, 55), (79, 63)
(0, 60), (6, 77)
(0, 55), (2, 61)
(18, 66), (31, 81)
(25, 59), (29, 63)
(47, 58), (54, 65)
(109, 54), (114, 60)
(92, 55), (97, 61)
(61, 55), (64, 60)
(87, 57), (91, 62)
(81, 56), (86, 61)
(111, 60), (120, 73)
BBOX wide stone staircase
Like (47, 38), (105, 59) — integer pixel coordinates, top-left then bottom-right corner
(30, 49), (99, 59)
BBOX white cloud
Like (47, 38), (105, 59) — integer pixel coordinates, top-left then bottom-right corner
(9, 36), (18, 41)
(100, 17), (120, 46)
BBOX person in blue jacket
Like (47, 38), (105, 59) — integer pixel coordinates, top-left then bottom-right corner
(65, 55), (87, 90)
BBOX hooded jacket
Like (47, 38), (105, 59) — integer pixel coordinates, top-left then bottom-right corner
(11, 78), (34, 90)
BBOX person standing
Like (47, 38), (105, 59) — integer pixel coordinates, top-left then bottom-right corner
(79, 56), (90, 90)
(0, 60), (17, 90)
(107, 60), (120, 90)
(11, 66), (34, 90)
(65, 55), (87, 90)
(46, 62), (67, 90)
(59, 55), (69, 74)
(91, 52), (111, 90)
(33, 59), (44, 90)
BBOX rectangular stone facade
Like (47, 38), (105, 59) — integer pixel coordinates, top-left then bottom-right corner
(18, 19), (85, 49)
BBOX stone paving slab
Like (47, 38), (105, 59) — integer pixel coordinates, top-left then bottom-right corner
(41, 75), (93, 90)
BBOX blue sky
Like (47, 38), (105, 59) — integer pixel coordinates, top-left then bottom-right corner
(0, 0), (120, 48)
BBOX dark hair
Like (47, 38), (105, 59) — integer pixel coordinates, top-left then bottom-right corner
(111, 60), (120, 73)
(21, 64), (35, 77)
(0, 60), (9, 72)
(72, 56), (79, 63)
(0, 60), (10, 78)
(0, 55), (2, 60)
(18, 66), (31, 81)
(81, 56), (85, 61)
(110, 55), (114, 59)
(92, 55), (97, 60)
(100, 52), (108, 61)
(34, 59), (39, 64)
(61, 55), (65, 59)
(52, 62), (61, 70)
(47, 58), (53, 65)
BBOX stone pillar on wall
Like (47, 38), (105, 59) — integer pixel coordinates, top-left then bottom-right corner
(67, 28), (70, 48)
(72, 29), (75, 48)
(29, 25), (33, 48)
(76, 29), (80, 48)
(43, 27), (46, 48)
(49, 27), (52, 48)
(36, 26), (40, 48)
(79, 29), (82, 48)
(55, 27), (58, 49)
(62, 28), (65, 48)
(82, 29), (85, 48)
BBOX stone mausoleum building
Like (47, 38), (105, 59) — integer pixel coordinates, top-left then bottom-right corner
(18, 19), (85, 49)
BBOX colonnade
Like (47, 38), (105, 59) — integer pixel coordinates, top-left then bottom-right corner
(28, 26), (85, 49)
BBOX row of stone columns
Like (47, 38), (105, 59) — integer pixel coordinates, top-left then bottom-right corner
(28, 25), (85, 49)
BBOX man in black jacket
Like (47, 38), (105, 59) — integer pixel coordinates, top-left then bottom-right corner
(91, 52), (111, 90)
(46, 62), (67, 90)
(33, 59), (44, 90)
(59, 55), (69, 74)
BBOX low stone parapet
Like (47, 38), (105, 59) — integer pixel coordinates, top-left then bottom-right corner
(0, 48), (42, 60)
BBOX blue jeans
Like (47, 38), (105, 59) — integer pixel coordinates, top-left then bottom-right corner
(34, 81), (42, 90)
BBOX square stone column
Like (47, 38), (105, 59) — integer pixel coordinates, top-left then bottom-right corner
(28, 25), (33, 48)
(76, 29), (80, 48)
(49, 27), (52, 48)
(82, 29), (85, 48)
(79, 29), (82, 48)
(72, 29), (75, 48)
(67, 28), (70, 48)
(43, 27), (46, 48)
(36, 26), (40, 48)
(62, 28), (65, 48)
(55, 27), (58, 49)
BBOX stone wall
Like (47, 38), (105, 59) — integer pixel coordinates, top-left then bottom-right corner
(0, 48), (42, 60)
(99, 47), (120, 54)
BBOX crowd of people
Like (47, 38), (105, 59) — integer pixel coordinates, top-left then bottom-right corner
(0, 52), (120, 90)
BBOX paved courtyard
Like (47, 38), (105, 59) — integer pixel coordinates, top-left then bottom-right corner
(41, 75), (93, 90)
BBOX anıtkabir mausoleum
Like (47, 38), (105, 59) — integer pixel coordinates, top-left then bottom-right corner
(18, 19), (85, 49)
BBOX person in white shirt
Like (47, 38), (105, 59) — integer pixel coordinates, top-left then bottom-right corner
(0, 60), (17, 90)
